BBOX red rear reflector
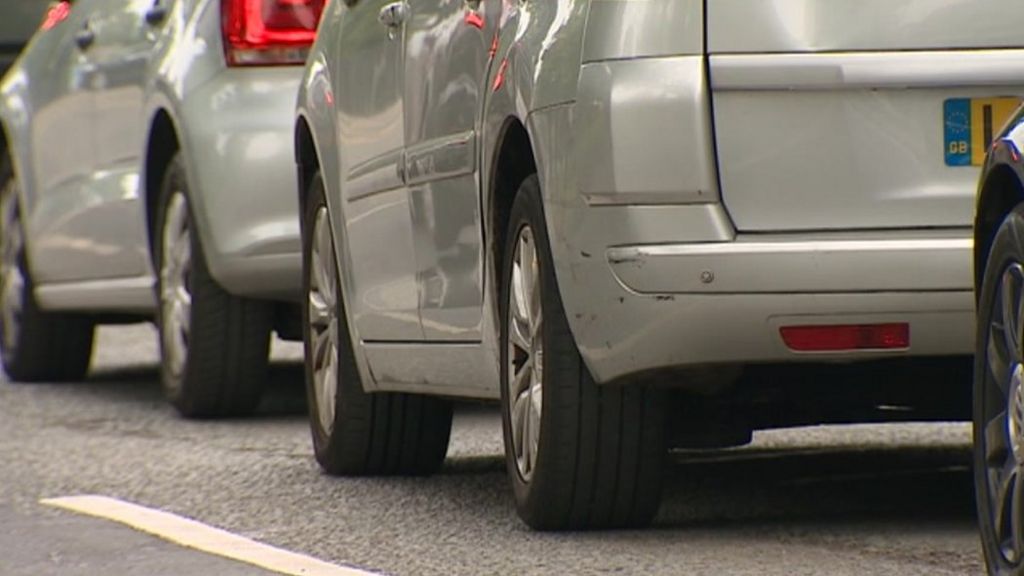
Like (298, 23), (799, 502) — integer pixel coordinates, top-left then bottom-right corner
(41, 1), (72, 31)
(780, 323), (910, 352)
(221, 0), (325, 66)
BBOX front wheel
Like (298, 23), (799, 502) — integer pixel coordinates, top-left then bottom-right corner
(976, 204), (1024, 576)
(499, 175), (668, 531)
(302, 169), (452, 475)
(0, 158), (93, 382)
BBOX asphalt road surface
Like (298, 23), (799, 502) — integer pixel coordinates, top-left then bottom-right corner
(0, 325), (985, 575)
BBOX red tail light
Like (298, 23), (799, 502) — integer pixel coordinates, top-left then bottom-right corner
(780, 323), (910, 352)
(221, 0), (325, 66)
(41, 1), (72, 31)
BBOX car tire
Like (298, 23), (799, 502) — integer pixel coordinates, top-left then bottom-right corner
(154, 153), (271, 418)
(302, 169), (452, 475)
(976, 203), (1024, 576)
(0, 158), (94, 382)
(500, 174), (668, 531)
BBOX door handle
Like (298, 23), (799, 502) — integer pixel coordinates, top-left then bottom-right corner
(378, 2), (407, 28)
(74, 25), (95, 50)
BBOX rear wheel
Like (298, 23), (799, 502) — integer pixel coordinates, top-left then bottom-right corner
(154, 153), (271, 418)
(302, 169), (452, 475)
(976, 204), (1024, 576)
(500, 175), (668, 531)
(0, 158), (93, 382)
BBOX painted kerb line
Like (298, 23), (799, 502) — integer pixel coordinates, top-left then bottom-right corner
(41, 495), (381, 576)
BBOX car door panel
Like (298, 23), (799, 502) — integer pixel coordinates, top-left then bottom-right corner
(70, 0), (160, 279)
(20, 0), (101, 283)
(334, 0), (423, 341)
(404, 0), (498, 341)
(708, 0), (1024, 232)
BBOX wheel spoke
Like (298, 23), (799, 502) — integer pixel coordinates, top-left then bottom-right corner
(527, 377), (542, 472)
(171, 298), (188, 335)
(517, 232), (535, 328)
(315, 211), (336, 306)
(513, 387), (529, 463)
(512, 259), (530, 332)
(1003, 265), (1024, 363)
(509, 312), (531, 353)
(991, 323), (1013, 395)
(512, 358), (532, 396)
(1014, 470), (1024, 564)
(308, 292), (331, 331)
(995, 465), (1020, 561)
(317, 341), (338, 434)
(988, 410), (1012, 466)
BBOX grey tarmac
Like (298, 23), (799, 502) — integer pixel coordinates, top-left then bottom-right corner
(0, 325), (984, 575)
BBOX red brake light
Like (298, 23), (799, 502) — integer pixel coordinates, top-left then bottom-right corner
(41, 1), (72, 31)
(221, 0), (325, 66)
(780, 323), (910, 352)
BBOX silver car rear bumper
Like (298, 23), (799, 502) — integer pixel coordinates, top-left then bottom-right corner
(565, 229), (973, 385)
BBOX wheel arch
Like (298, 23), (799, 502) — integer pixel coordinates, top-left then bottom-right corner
(143, 109), (181, 256)
(294, 115), (320, 233)
(975, 163), (1024, 297)
(488, 117), (538, 290)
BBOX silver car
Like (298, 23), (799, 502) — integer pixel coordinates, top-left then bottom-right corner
(296, 0), (1013, 529)
(0, 0), (323, 416)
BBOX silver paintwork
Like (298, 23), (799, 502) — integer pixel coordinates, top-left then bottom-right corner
(159, 190), (191, 385)
(608, 235), (972, 294)
(507, 225), (543, 482)
(309, 206), (338, 435)
(710, 52), (1024, 231)
(708, 0), (1024, 54)
(0, 0), (306, 320)
(300, 0), (995, 398)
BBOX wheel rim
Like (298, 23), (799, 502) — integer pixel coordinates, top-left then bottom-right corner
(507, 224), (543, 482)
(308, 206), (339, 435)
(160, 191), (192, 389)
(0, 174), (24, 354)
(982, 261), (1024, 567)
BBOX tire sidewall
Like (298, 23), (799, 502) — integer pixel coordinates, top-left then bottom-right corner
(976, 205), (1024, 576)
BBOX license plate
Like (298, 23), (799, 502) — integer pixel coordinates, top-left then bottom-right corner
(944, 97), (1022, 166)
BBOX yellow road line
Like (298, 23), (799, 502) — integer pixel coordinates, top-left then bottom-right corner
(41, 495), (380, 576)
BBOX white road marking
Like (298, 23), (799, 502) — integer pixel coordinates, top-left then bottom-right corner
(41, 495), (381, 576)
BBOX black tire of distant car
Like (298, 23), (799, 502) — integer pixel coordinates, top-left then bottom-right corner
(0, 157), (94, 382)
(499, 174), (669, 531)
(301, 169), (453, 475)
(154, 153), (272, 418)
(976, 202), (1024, 576)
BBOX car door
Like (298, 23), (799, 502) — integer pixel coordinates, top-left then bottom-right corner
(334, 0), (423, 341)
(403, 0), (499, 340)
(68, 0), (165, 280)
(21, 0), (104, 284)
(707, 0), (1024, 232)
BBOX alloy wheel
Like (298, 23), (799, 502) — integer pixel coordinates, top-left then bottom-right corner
(160, 191), (192, 389)
(308, 206), (339, 435)
(982, 260), (1024, 567)
(507, 224), (544, 482)
(0, 176), (23, 353)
